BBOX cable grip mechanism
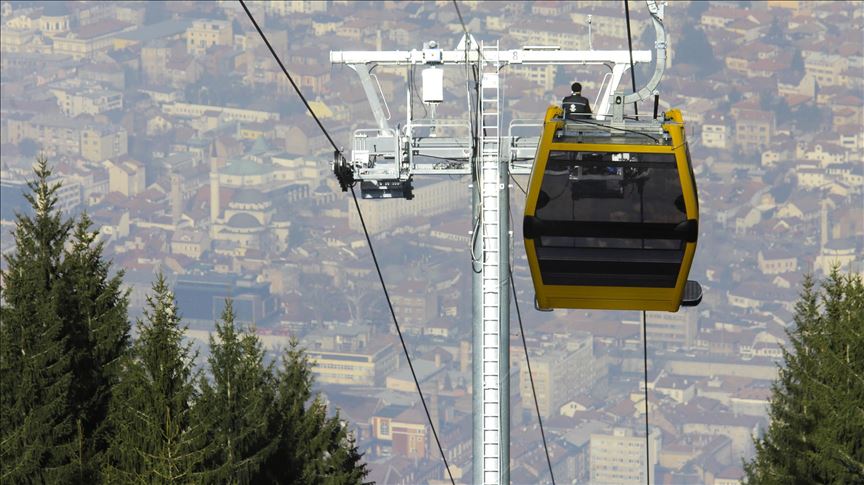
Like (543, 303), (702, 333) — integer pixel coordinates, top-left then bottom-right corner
(333, 150), (355, 191)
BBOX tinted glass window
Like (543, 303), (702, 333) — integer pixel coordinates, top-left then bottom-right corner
(536, 151), (685, 225)
(532, 150), (686, 287)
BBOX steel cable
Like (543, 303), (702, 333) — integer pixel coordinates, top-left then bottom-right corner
(238, 2), (455, 483)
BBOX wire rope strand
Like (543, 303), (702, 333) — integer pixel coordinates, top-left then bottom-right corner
(624, 0), (639, 117)
(238, 2), (455, 483)
(510, 174), (527, 195)
(451, 0), (485, 63)
(626, 2), (650, 480)
(452, 0), (469, 36)
(642, 309), (651, 485)
(510, 270), (556, 485)
(239, 0), (340, 153)
(350, 185), (456, 485)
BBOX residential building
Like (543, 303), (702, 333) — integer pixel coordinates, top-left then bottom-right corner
(508, 64), (557, 95)
(6, 115), (127, 161)
(681, 413), (763, 458)
(266, 0), (328, 15)
(510, 18), (584, 49)
(804, 52), (849, 87)
(348, 179), (469, 233)
(701, 113), (731, 149)
(162, 102), (280, 123)
(306, 339), (399, 386)
(570, 6), (647, 40)
(371, 404), (428, 459)
(49, 81), (123, 117)
(186, 19), (232, 56)
(81, 125), (127, 162)
(757, 249), (798, 275)
(171, 229), (210, 259)
(646, 310), (698, 349)
(518, 333), (594, 418)
(52, 19), (134, 59)
(590, 427), (661, 485)
(734, 109), (774, 153)
(0, 27), (37, 53)
(108, 159), (145, 197)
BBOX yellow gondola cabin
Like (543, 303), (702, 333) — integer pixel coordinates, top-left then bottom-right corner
(523, 106), (701, 312)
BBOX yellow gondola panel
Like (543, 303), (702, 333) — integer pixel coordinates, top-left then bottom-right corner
(523, 106), (699, 312)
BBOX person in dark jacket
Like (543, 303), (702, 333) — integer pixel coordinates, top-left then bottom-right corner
(562, 82), (592, 120)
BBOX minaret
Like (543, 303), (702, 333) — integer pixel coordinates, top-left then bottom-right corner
(171, 172), (182, 227)
(210, 162), (220, 237)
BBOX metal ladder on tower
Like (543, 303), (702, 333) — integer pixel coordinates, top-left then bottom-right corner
(478, 40), (502, 485)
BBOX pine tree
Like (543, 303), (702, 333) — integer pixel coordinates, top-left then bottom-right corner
(198, 300), (277, 484)
(316, 409), (370, 485)
(102, 273), (207, 483)
(61, 213), (131, 480)
(1, 159), (132, 481)
(258, 339), (370, 484)
(744, 270), (864, 483)
(258, 340), (315, 484)
(1, 158), (77, 482)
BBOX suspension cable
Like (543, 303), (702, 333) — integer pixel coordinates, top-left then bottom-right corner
(511, 269), (556, 485)
(624, 0), (639, 117)
(624, 2), (651, 480)
(642, 309), (651, 485)
(451, 0), (485, 62)
(508, 187), (554, 483)
(350, 184), (456, 485)
(510, 174), (527, 196)
(238, 2), (454, 483)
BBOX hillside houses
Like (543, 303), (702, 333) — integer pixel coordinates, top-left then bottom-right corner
(1, 1), (861, 483)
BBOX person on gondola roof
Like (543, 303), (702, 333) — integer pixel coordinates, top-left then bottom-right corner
(562, 82), (592, 120)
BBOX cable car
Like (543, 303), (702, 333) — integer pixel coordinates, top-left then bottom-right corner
(523, 105), (701, 312)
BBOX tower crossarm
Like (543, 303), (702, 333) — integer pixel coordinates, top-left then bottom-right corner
(331, 49), (650, 67)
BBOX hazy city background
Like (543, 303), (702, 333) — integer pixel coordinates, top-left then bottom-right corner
(1, 1), (862, 483)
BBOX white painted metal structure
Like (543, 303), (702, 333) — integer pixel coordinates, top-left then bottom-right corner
(329, 3), (668, 483)
(477, 40), (506, 485)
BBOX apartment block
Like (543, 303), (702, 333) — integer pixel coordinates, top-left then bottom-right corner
(6, 115), (127, 161)
(646, 310), (698, 349)
(307, 340), (399, 387)
(52, 19), (133, 59)
(162, 102), (280, 123)
(804, 52), (849, 88)
(108, 159), (145, 197)
(371, 405), (428, 459)
(701, 114), (731, 149)
(518, 333), (594, 418)
(734, 109), (774, 154)
(348, 179), (469, 233)
(266, 0), (328, 15)
(590, 427), (661, 485)
(50, 81), (123, 117)
(757, 249), (798, 275)
(80, 125), (127, 162)
(186, 19), (232, 56)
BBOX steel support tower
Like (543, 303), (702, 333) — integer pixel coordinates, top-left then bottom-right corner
(329, 5), (667, 482)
